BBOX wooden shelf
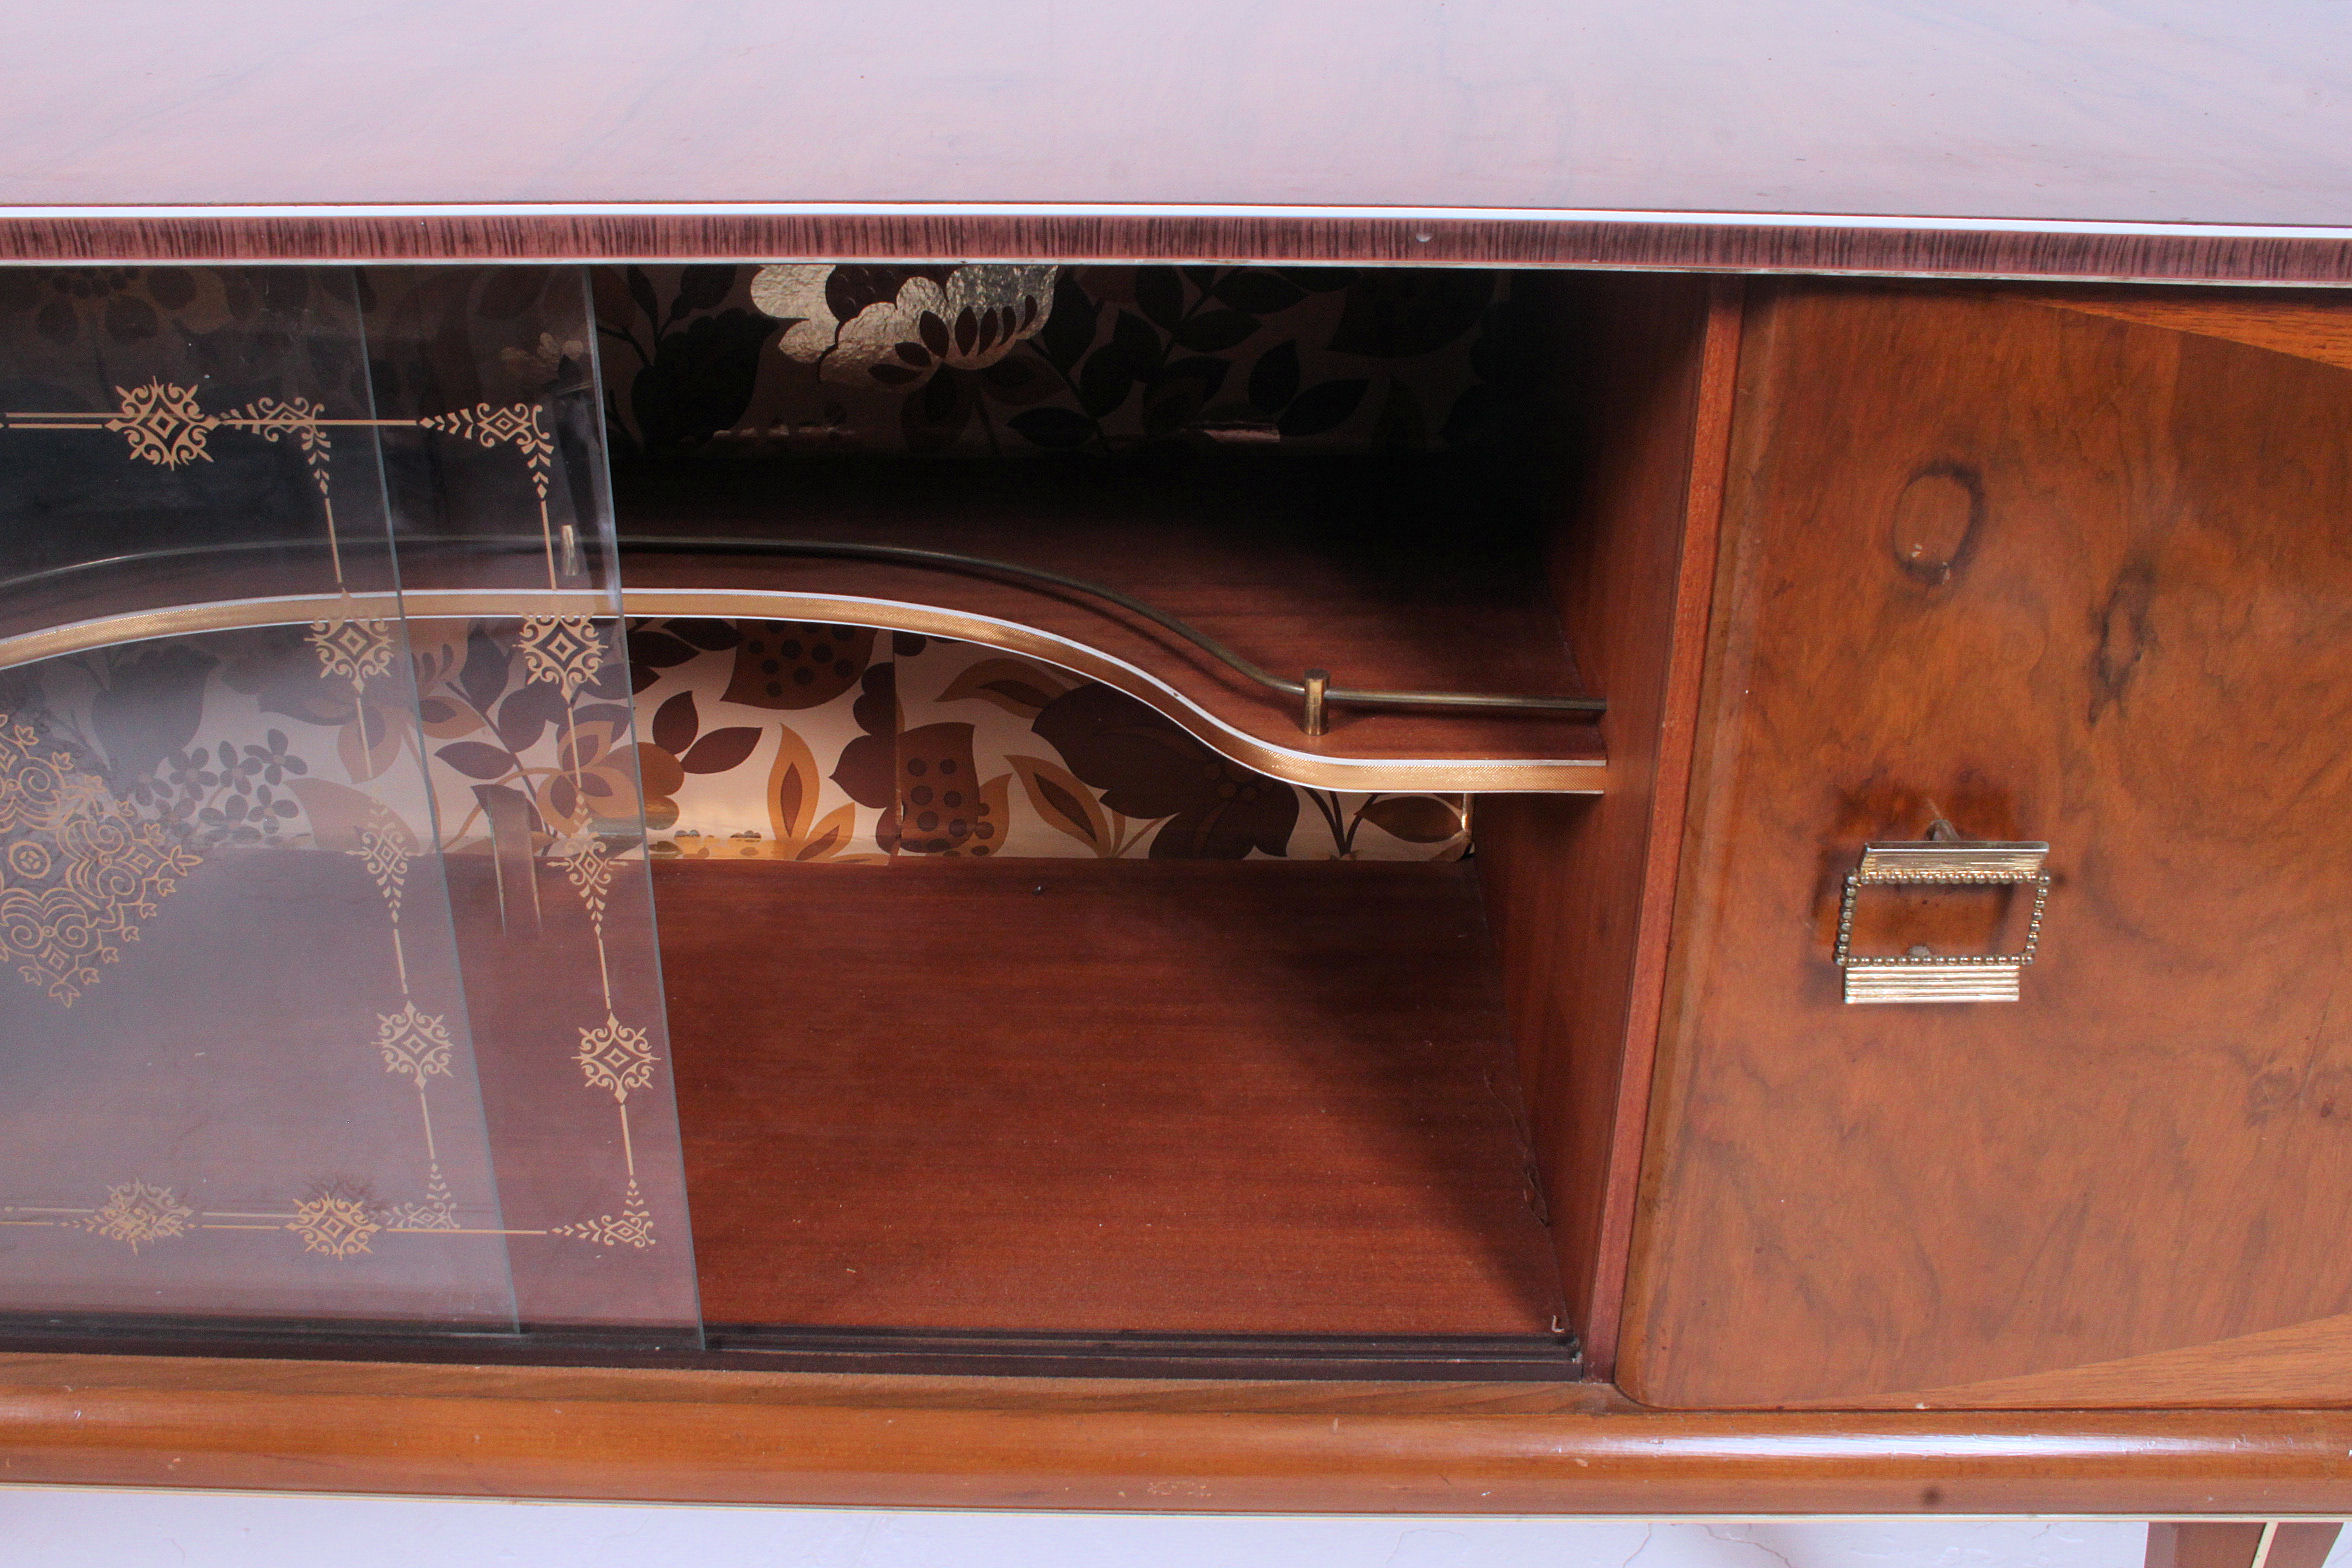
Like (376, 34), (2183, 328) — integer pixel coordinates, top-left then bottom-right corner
(612, 455), (1604, 794)
(655, 856), (1568, 1347)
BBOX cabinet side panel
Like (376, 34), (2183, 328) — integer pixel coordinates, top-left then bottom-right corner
(1621, 283), (2352, 1408)
(1480, 275), (1739, 1374)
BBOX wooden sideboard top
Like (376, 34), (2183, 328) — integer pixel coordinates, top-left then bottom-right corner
(2, 1), (2350, 281)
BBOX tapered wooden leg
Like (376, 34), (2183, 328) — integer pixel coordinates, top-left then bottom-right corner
(2147, 1522), (2342, 1568)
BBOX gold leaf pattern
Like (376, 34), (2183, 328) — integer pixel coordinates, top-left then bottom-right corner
(551, 1179), (655, 1250)
(518, 614), (604, 699)
(81, 1180), (194, 1253)
(374, 1001), (454, 1090)
(286, 1193), (380, 1260)
(574, 1012), (656, 1102)
(104, 380), (215, 468)
(0, 720), (202, 1006)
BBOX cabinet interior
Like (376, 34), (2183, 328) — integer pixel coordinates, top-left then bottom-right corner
(0, 262), (1718, 1379)
(588, 264), (1704, 1374)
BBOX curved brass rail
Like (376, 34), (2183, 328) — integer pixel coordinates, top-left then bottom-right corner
(0, 535), (1605, 733)
(0, 540), (1606, 794)
(622, 536), (1606, 733)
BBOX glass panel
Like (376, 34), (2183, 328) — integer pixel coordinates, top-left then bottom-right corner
(362, 268), (697, 1340)
(0, 267), (698, 1346)
(0, 269), (515, 1331)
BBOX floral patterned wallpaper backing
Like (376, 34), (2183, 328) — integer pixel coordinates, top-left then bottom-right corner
(5, 619), (1467, 886)
(594, 264), (1537, 460)
(626, 618), (1468, 863)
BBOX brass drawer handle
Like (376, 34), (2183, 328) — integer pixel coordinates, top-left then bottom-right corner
(1833, 823), (2051, 1004)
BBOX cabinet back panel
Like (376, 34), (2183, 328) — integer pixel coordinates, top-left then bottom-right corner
(660, 856), (1565, 1338)
(1623, 283), (2352, 1407)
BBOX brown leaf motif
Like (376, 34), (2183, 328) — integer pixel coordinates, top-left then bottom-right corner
(879, 721), (989, 855)
(1031, 685), (1296, 859)
(544, 717), (644, 832)
(830, 664), (901, 809)
(1356, 795), (1466, 845)
(1007, 753), (1113, 855)
(938, 656), (1077, 719)
(680, 726), (761, 775)
(722, 622), (874, 710)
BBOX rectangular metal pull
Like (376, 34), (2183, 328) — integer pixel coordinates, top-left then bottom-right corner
(1834, 834), (2050, 1004)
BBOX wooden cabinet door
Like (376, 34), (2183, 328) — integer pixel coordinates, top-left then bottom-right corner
(1619, 283), (2352, 1408)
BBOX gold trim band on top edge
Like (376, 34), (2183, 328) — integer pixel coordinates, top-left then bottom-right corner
(0, 588), (1606, 796)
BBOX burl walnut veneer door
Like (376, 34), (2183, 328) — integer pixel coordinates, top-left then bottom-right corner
(1619, 282), (2352, 1409)
(0, 267), (696, 1346)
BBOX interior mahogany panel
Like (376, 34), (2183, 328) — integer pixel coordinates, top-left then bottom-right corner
(1477, 274), (1739, 1376)
(610, 455), (1602, 780)
(654, 856), (1566, 1338)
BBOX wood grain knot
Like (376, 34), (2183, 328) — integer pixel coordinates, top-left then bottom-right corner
(1889, 466), (1983, 588)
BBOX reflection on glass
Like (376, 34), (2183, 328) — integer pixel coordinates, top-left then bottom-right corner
(0, 268), (697, 1347)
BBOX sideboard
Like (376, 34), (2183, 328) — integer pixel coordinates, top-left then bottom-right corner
(7, 5), (2352, 1553)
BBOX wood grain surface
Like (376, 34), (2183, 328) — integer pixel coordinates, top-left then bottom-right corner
(657, 857), (1565, 1339)
(2016, 288), (2352, 371)
(10, 1352), (2352, 1512)
(1885, 1313), (2352, 1411)
(1478, 275), (1740, 1376)
(1621, 283), (2352, 1407)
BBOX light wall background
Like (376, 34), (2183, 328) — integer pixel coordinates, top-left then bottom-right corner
(7, 1491), (2348, 1568)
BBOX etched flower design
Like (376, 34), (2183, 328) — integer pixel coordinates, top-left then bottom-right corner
(106, 380), (217, 468)
(287, 1190), (381, 1259)
(751, 264), (1059, 390)
(82, 1180), (195, 1252)
(575, 1012), (657, 1101)
(374, 1001), (454, 1090)
(308, 615), (397, 682)
(518, 614), (605, 699)
(552, 1178), (656, 1250)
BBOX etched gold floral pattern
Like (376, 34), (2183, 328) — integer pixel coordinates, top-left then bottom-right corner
(287, 1192), (382, 1260)
(518, 614), (606, 699)
(417, 401), (554, 497)
(0, 722), (203, 1006)
(0, 282), (679, 1287)
(374, 1001), (455, 1090)
(81, 1180), (195, 1253)
(551, 1180), (655, 1250)
(231, 395), (331, 492)
(104, 379), (215, 467)
(575, 1013), (657, 1102)
(308, 615), (397, 682)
